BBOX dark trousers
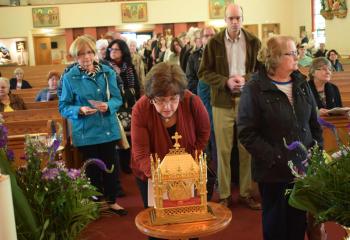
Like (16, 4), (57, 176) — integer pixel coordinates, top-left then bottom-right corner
(258, 182), (306, 240)
(78, 140), (118, 203)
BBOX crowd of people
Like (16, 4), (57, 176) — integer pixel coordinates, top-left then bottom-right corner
(2, 3), (349, 240)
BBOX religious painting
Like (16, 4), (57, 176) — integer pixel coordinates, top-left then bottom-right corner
(32, 7), (60, 28)
(320, 0), (347, 19)
(121, 2), (148, 23)
(209, 0), (235, 19)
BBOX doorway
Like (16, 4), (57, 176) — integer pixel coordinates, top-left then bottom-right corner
(34, 37), (52, 65)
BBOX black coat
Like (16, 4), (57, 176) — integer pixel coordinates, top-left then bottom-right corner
(185, 47), (203, 95)
(9, 78), (32, 90)
(308, 79), (342, 109)
(237, 69), (323, 182)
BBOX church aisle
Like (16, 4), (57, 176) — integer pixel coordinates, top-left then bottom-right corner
(80, 172), (346, 240)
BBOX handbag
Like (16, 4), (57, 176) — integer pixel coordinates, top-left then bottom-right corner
(117, 88), (136, 132)
(104, 73), (130, 149)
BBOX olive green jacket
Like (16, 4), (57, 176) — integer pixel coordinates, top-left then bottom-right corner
(198, 28), (261, 108)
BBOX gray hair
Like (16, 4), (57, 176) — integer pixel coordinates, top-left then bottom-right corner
(309, 57), (332, 78)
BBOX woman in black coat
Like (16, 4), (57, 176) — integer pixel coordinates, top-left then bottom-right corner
(308, 57), (342, 116)
(9, 67), (32, 90)
(237, 36), (323, 240)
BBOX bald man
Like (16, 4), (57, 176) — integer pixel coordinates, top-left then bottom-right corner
(198, 3), (261, 209)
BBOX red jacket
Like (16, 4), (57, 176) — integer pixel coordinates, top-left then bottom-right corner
(131, 90), (210, 180)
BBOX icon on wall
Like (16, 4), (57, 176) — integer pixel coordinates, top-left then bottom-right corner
(16, 41), (26, 52)
(209, 0), (235, 19)
(32, 7), (60, 28)
(121, 2), (148, 23)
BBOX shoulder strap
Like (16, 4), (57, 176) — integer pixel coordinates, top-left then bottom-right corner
(189, 93), (194, 116)
(104, 72), (110, 100)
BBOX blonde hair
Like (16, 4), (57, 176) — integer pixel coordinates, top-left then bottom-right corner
(69, 35), (96, 58)
(258, 36), (295, 76)
(14, 67), (24, 75)
(0, 77), (10, 89)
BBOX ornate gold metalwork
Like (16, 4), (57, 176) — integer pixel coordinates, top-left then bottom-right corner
(150, 132), (216, 225)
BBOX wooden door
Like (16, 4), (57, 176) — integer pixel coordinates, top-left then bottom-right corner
(34, 37), (52, 65)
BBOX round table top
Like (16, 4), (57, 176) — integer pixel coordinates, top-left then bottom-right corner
(135, 202), (232, 239)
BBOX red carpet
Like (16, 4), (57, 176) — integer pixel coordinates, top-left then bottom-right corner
(80, 172), (346, 240)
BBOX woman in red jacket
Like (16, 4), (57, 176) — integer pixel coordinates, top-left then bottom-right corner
(131, 62), (210, 208)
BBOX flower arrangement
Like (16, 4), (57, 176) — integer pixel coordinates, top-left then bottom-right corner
(285, 117), (350, 230)
(0, 120), (104, 240)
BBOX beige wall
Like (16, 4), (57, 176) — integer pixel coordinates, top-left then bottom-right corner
(325, 0), (350, 55)
(0, 0), (311, 38)
(3, 0), (347, 63)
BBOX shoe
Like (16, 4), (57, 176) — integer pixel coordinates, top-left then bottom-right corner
(238, 195), (262, 210)
(219, 195), (233, 208)
(109, 208), (128, 216)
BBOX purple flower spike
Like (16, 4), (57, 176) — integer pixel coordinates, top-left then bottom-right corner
(0, 125), (8, 148)
(52, 139), (60, 152)
(317, 117), (335, 130)
(82, 158), (114, 174)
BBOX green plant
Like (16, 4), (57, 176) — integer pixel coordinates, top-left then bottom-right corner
(0, 120), (102, 240)
(16, 134), (101, 240)
(286, 117), (350, 227)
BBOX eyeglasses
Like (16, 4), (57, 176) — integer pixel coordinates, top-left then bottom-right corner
(109, 48), (121, 52)
(284, 51), (298, 57)
(151, 95), (180, 107)
(77, 50), (94, 57)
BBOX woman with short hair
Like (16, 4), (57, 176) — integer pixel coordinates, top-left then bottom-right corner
(35, 71), (60, 102)
(308, 57), (342, 116)
(237, 36), (323, 240)
(0, 77), (26, 112)
(9, 67), (32, 90)
(131, 62), (210, 210)
(327, 49), (344, 72)
(59, 35), (127, 216)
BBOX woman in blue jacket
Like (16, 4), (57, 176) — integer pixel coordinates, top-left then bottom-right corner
(59, 35), (127, 216)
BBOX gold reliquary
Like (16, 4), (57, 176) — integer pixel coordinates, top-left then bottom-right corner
(149, 132), (216, 225)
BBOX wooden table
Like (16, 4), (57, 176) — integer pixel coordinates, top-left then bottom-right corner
(135, 202), (232, 240)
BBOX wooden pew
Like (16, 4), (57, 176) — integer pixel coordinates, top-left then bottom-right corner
(25, 101), (58, 109)
(0, 64), (67, 88)
(2, 108), (61, 123)
(1, 108), (69, 167)
(322, 115), (350, 152)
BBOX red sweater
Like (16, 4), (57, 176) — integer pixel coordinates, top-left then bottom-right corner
(131, 90), (210, 180)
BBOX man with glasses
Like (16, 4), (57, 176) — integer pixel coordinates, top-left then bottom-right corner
(198, 3), (261, 209)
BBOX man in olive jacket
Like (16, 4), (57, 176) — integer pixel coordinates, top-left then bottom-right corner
(198, 3), (261, 209)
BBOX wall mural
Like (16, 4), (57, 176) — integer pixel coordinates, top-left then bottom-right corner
(32, 7), (60, 28)
(321, 0), (347, 19)
(121, 2), (148, 23)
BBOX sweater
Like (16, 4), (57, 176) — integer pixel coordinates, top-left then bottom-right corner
(131, 90), (210, 180)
